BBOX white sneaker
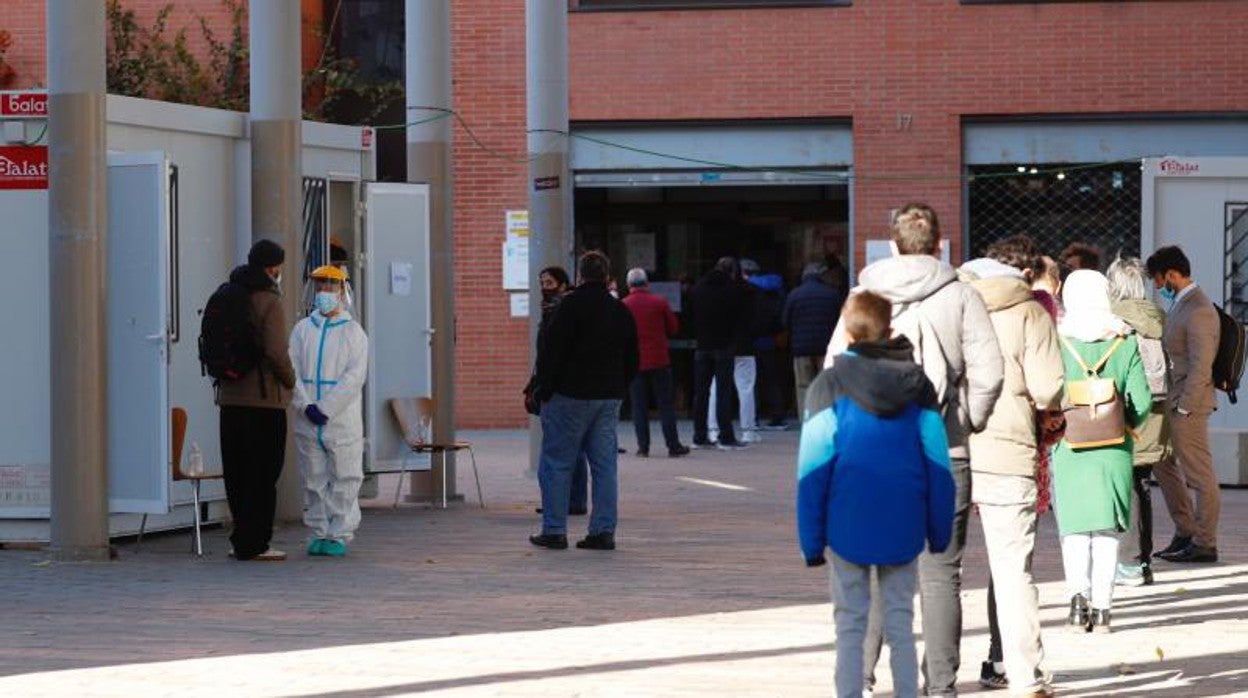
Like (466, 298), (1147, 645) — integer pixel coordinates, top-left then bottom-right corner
(251, 548), (288, 562)
(740, 430), (762, 444)
(1115, 562), (1145, 586)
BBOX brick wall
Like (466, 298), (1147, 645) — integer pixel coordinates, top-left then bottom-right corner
(450, 0), (1248, 427)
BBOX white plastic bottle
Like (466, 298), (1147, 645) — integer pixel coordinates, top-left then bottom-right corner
(186, 441), (204, 476)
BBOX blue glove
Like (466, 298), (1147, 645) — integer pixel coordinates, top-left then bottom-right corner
(305, 404), (329, 426)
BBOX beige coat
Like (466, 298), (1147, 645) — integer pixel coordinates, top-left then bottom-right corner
(216, 269), (297, 410)
(826, 254), (1004, 459)
(1163, 285), (1220, 415)
(967, 276), (1064, 477)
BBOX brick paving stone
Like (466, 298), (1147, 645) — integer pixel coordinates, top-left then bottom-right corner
(0, 425), (1245, 696)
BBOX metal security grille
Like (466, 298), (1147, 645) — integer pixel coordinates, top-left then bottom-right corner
(302, 176), (328, 280)
(966, 163), (1142, 264)
(1225, 203), (1248, 322)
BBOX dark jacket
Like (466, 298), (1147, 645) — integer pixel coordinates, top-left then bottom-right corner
(536, 281), (639, 401)
(749, 274), (785, 352)
(796, 337), (954, 566)
(690, 269), (751, 351)
(215, 264), (297, 409)
(783, 273), (844, 357)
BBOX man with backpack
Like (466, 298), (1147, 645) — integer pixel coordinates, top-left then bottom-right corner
(1146, 246), (1221, 564)
(824, 203), (1003, 697)
(204, 239), (297, 561)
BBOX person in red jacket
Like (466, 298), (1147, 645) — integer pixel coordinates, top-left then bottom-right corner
(622, 268), (690, 458)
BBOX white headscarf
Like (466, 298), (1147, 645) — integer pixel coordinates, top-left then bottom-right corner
(1059, 269), (1130, 342)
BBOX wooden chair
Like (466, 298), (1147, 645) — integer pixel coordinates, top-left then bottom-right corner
(389, 397), (483, 509)
(138, 407), (224, 555)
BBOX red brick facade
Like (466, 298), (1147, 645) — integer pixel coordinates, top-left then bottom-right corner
(6, 1), (1247, 428)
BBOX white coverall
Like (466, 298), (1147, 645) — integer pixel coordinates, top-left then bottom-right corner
(290, 310), (369, 543)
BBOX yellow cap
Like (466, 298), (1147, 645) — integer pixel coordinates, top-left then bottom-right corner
(309, 264), (349, 282)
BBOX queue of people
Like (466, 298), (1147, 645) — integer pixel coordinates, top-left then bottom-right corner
(798, 202), (1226, 697)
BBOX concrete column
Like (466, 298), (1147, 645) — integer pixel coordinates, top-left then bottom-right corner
(525, 0), (572, 473)
(406, 0), (458, 501)
(47, 0), (110, 561)
(250, 0), (304, 522)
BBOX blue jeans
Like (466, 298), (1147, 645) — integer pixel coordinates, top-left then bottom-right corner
(570, 453), (588, 512)
(629, 367), (681, 453)
(539, 394), (621, 536)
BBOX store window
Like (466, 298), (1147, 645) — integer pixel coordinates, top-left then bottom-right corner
(574, 0), (850, 11)
(966, 163), (1141, 264)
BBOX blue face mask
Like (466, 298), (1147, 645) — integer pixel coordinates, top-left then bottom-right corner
(315, 291), (340, 315)
(1159, 286), (1177, 305)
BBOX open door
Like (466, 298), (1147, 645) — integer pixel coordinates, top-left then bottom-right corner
(107, 151), (172, 514)
(364, 183), (433, 473)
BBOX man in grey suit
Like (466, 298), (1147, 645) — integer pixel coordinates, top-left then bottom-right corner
(1146, 246), (1221, 564)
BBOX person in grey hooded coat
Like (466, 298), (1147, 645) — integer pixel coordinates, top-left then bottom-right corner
(824, 203), (1004, 697)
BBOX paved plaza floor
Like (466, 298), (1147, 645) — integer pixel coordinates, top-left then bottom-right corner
(1, 426), (1246, 696)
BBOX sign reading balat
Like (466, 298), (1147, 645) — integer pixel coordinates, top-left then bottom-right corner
(0, 146), (49, 190)
(0, 91), (49, 119)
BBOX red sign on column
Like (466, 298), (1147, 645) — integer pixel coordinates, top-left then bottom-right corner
(0, 146), (49, 190)
(0, 91), (49, 118)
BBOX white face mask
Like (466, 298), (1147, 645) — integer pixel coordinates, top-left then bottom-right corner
(272, 272), (283, 287)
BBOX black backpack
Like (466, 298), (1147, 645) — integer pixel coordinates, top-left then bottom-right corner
(1212, 304), (1247, 404)
(198, 282), (262, 382)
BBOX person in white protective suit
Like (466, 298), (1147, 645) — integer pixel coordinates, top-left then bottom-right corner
(289, 265), (369, 557)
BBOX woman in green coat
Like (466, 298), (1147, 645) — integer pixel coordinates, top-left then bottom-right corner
(1053, 270), (1152, 634)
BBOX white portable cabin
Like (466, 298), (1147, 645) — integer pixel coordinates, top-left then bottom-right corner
(0, 94), (432, 541)
(1141, 156), (1248, 486)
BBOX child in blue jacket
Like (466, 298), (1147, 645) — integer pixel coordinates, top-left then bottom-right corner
(797, 290), (955, 698)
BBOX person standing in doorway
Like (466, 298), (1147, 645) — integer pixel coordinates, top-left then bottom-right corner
(622, 268), (690, 458)
(289, 265), (369, 556)
(1146, 246), (1221, 564)
(214, 239), (298, 562)
(530, 251), (638, 551)
(783, 262), (844, 420)
(710, 258), (762, 443)
(690, 257), (751, 450)
(747, 263), (788, 430)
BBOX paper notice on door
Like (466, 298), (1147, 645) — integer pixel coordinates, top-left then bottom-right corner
(390, 261), (413, 296)
(510, 292), (529, 318)
(503, 237), (529, 290)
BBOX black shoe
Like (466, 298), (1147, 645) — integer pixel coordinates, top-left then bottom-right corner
(1158, 543), (1218, 563)
(715, 440), (748, 451)
(568, 506), (588, 516)
(635, 448), (649, 457)
(576, 532), (616, 550)
(1155, 535), (1192, 558)
(534, 507), (543, 514)
(691, 439), (713, 448)
(617, 447), (626, 454)
(529, 534), (568, 550)
(668, 444), (690, 457)
(978, 661), (1008, 690)
(1090, 608), (1112, 634)
(1068, 594), (1090, 632)
(1141, 562), (1155, 585)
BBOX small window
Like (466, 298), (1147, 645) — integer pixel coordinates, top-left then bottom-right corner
(574, 0), (850, 11)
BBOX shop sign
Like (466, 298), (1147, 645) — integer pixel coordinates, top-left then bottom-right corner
(1158, 158), (1199, 176)
(0, 91), (49, 119)
(0, 145), (49, 189)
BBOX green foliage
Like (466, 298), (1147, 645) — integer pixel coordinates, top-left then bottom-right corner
(104, 0), (401, 125)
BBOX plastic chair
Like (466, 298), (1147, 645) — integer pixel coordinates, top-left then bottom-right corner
(138, 407), (223, 555)
(389, 397), (483, 509)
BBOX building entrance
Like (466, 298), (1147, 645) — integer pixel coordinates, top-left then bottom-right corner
(574, 179), (849, 421)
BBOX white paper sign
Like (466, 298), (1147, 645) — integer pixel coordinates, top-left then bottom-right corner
(506, 210), (529, 238)
(647, 281), (682, 313)
(865, 239), (950, 267)
(503, 238), (529, 290)
(509, 292), (529, 318)
(390, 261), (413, 296)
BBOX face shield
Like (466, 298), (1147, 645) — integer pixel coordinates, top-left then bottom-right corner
(302, 265), (355, 317)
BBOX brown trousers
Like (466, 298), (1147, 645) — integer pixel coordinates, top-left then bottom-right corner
(1154, 411), (1221, 548)
(793, 354), (825, 421)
